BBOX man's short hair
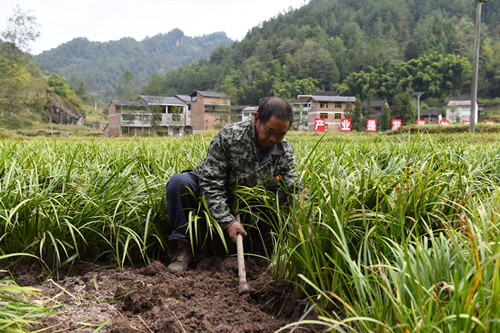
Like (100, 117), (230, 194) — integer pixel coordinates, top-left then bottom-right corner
(257, 97), (294, 126)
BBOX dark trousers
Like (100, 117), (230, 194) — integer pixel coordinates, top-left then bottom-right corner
(165, 172), (201, 242)
(166, 172), (286, 256)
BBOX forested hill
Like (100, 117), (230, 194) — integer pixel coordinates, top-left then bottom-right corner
(142, 0), (499, 105)
(34, 29), (232, 100)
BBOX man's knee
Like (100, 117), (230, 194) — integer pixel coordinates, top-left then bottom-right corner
(166, 172), (199, 196)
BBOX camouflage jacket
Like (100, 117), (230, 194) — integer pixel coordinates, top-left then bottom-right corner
(193, 119), (298, 230)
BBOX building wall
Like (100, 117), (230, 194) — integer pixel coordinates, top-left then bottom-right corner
(190, 95), (204, 130)
(423, 116), (440, 124)
(446, 106), (471, 123)
(307, 101), (347, 132)
(107, 102), (122, 137)
(445, 100), (477, 124)
(191, 93), (231, 130)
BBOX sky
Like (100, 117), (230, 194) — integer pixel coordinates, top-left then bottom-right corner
(0, 0), (309, 55)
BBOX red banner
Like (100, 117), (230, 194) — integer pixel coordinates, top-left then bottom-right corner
(366, 119), (377, 132)
(391, 119), (402, 130)
(341, 119), (351, 131)
(314, 118), (325, 131)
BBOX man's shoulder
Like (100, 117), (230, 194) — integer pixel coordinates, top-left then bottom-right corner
(280, 139), (295, 154)
(218, 120), (252, 140)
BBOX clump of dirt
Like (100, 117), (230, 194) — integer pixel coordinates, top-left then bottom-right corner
(10, 255), (318, 332)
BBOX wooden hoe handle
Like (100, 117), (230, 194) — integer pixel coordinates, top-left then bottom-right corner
(236, 214), (251, 294)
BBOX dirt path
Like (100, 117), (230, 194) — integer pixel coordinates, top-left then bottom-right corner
(12, 255), (317, 332)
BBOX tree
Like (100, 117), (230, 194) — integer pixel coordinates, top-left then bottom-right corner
(1, 5), (40, 53)
(392, 93), (414, 125)
(345, 100), (364, 132)
(0, 5), (40, 130)
(48, 74), (73, 97)
(218, 75), (238, 103)
(116, 70), (138, 101)
(379, 101), (392, 131)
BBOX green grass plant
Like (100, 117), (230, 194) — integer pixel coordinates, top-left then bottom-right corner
(0, 131), (499, 331)
(272, 132), (500, 332)
(0, 267), (53, 332)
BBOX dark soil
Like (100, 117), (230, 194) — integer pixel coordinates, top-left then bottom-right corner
(9, 254), (319, 332)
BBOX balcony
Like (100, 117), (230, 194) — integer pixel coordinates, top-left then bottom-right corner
(121, 111), (191, 127)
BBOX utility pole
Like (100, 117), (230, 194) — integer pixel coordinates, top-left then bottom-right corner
(470, 0), (494, 133)
(414, 92), (424, 123)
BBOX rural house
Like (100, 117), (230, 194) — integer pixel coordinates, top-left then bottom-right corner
(237, 105), (258, 122)
(361, 100), (390, 119)
(420, 108), (444, 124)
(104, 95), (190, 137)
(189, 91), (232, 131)
(305, 92), (356, 132)
(445, 97), (484, 124)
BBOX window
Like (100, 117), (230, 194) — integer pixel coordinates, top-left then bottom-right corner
(167, 105), (181, 114)
(319, 113), (328, 119)
(320, 103), (328, 108)
(334, 113), (341, 120)
(335, 103), (342, 109)
(205, 104), (231, 112)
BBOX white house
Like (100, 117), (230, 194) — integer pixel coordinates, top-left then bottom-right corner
(445, 98), (477, 124)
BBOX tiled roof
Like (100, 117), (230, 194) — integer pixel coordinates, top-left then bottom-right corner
(309, 95), (356, 102)
(176, 95), (191, 103)
(295, 97), (310, 103)
(191, 91), (230, 98)
(139, 95), (186, 105)
(447, 100), (471, 107)
(242, 106), (258, 111)
(421, 108), (444, 116)
(444, 96), (471, 104)
(110, 101), (141, 106)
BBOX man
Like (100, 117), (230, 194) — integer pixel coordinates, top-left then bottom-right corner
(166, 97), (298, 272)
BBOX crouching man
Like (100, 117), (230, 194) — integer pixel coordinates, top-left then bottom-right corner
(165, 97), (299, 272)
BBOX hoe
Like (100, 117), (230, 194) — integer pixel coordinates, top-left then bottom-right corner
(235, 214), (252, 295)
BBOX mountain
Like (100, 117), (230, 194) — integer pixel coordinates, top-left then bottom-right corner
(33, 0), (500, 106)
(141, 0), (500, 105)
(34, 29), (232, 100)
(0, 41), (91, 131)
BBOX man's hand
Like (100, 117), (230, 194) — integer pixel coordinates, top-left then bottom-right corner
(227, 220), (247, 243)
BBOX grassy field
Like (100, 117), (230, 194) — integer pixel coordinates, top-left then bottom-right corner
(1, 130), (499, 332)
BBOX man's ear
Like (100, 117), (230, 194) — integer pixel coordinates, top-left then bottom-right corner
(254, 112), (259, 124)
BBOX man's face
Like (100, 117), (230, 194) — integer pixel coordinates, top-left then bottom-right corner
(254, 113), (290, 149)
